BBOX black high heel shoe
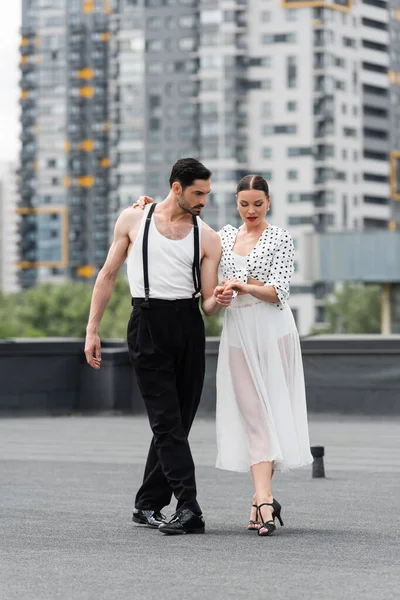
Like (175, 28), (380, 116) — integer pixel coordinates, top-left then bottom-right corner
(248, 504), (260, 531)
(257, 499), (284, 537)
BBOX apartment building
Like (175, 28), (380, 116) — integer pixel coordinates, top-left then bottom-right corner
(0, 162), (19, 294)
(19, 0), (398, 334)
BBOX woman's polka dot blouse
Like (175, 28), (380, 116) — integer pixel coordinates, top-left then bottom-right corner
(218, 224), (295, 310)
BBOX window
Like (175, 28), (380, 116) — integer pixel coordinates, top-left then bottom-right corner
(363, 84), (388, 97)
(362, 17), (387, 31)
(362, 39), (387, 52)
(362, 61), (387, 74)
(263, 147), (273, 159)
(288, 193), (314, 203)
(363, 195), (388, 205)
(261, 101), (272, 117)
(363, 128), (388, 139)
(285, 8), (297, 21)
(146, 39), (163, 52)
(263, 124), (297, 135)
(286, 55), (297, 89)
(342, 149), (347, 160)
(200, 9), (222, 25)
(287, 101), (297, 112)
(148, 61), (163, 74)
(288, 216), (314, 225)
(201, 79), (218, 92)
(362, 0), (387, 7)
(363, 105), (388, 118)
(343, 36), (356, 48)
(201, 55), (221, 69)
(263, 33), (296, 44)
(288, 147), (312, 157)
(179, 103), (197, 118)
(261, 11), (271, 22)
(363, 173), (388, 183)
(343, 127), (357, 137)
(250, 57), (272, 68)
(179, 15), (196, 28)
(147, 16), (162, 29)
(287, 170), (298, 180)
(179, 37), (197, 51)
(364, 150), (387, 161)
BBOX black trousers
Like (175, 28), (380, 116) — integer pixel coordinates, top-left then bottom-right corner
(127, 298), (205, 513)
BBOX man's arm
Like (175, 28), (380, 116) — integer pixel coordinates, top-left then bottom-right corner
(84, 209), (136, 369)
(201, 226), (232, 316)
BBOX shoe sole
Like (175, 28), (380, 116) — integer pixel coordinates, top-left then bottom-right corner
(159, 528), (205, 536)
(132, 516), (161, 529)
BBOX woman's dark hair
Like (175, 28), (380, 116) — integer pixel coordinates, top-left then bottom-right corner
(236, 174), (269, 196)
(169, 158), (212, 190)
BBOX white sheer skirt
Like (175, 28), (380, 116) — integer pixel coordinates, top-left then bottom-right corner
(216, 294), (313, 473)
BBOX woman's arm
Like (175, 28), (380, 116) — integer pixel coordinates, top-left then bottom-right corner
(224, 279), (279, 303)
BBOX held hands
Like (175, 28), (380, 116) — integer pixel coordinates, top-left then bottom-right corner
(132, 196), (154, 210)
(84, 331), (102, 370)
(213, 278), (251, 306)
(213, 279), (245, 307)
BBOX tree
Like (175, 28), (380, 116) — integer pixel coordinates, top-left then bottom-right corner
(313, 283), (381, 334)
(0, 276), (222, 339)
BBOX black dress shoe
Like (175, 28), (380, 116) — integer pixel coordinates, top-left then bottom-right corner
(132, 508), (167, 528)
(158, 508), (205, 535)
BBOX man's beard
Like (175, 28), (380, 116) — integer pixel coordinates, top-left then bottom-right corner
(177, 195), (203, 216)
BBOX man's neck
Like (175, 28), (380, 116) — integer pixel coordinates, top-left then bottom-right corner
(157, 194), (193, 223)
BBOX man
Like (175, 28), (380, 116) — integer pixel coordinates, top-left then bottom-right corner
(85, 158), (231, 535)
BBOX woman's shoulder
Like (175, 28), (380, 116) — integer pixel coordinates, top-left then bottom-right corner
(267, 224), (293, 243)
(218, 224), (237, 238)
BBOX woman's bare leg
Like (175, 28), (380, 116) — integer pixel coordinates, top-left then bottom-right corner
(251, 461), (275, 533)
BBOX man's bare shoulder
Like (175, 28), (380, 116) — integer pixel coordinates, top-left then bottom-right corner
(200, 221), (221, 256)
(114, 207), (143, 234)
(201, 221), (219, 241)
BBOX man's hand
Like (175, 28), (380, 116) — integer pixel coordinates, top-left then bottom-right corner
(213, 280), (234, 306)
(84, 330), (102, 370)
(133, 195), (154, 210)
(223, 278), (250, 295)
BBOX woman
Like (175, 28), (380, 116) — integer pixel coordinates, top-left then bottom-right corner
(134, 173), (313, 536)
(214, 174), (313, 536)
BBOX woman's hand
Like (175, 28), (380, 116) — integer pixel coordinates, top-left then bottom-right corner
(223, 278), (250, 295)
(132, 195), (154, 210)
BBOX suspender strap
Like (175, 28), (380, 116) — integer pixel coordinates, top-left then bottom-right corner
(192, 215), (201, 298)
(142, 203), (157, 302)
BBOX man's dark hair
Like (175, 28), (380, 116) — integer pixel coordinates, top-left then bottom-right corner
(236, 174), (269, 196)
(169, 158), (212, 190)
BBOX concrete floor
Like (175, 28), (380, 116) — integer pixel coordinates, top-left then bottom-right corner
(1, 415), (399, 600)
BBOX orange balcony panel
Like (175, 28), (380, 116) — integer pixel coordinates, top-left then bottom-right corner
(79, 86), (94, 98)
(77, 176), (95, 187)
(77, 67), (94, 79)
(20, 90), (28, 100)
(64, 141), (71, 152)
(21, 36), (28, 47)
(84, 1), (94, 13)
(101, 33), (110, 41)
(64, 176), (71, 188)
(100, 157), (111, 168)
(77, 265), (95, 278)
(79, 139), (94, 152)
(20, 56), (28, 65)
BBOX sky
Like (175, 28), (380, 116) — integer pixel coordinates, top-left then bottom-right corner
(0, 4), (22, 163)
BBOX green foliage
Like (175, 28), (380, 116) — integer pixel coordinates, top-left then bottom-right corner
(0, 275), (222, 339)
(311, 283), (381, 335)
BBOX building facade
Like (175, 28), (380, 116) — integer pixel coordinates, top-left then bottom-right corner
(0, 162), (20, 294)
(19, 0), (398, 334)
(19, 0), (111, 289)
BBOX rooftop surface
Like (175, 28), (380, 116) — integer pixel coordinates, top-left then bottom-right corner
(1, 415), (399, 600)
